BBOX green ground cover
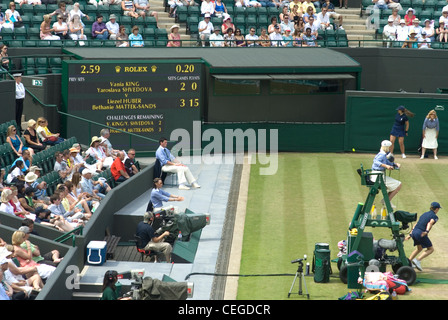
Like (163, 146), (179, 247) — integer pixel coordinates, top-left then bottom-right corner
(236, 153), (448, 300)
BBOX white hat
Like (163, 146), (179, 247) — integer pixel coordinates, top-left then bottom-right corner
(170, 24), (180, 31)
(0, 247), (12, 264)
(381, 140), (392, 147)
(406, 8), (415, 14)
(13, 73), (22, 77)
(82, 168), (95, 175)
(388, 17), (394, 22)
(399, 19), (405, 24)
(25, 172), (38, 183)
(204, 13), (211, 18)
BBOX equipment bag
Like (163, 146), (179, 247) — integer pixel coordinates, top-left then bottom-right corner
(313, 248), (331, 283)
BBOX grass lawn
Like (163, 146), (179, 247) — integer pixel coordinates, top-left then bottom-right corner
(236, 152), (448, 300)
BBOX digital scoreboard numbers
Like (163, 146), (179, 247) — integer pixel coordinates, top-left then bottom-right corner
(63, 60), (202, 151)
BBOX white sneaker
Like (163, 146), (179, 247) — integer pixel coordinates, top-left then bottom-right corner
(191, 182), (201, 188)
(435, 156), (438, 160)
(412, 258), (422, 271)
(179, 185), (190, 190)
(420, 155), (424, 159)
(402, 154), (406, 159)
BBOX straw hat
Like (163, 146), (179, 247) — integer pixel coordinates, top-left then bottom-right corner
(90, 136), (101, 146)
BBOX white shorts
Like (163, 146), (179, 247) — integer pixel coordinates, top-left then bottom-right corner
(370, 170), (401, 192)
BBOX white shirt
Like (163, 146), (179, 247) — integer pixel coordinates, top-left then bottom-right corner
(396, 25), (408, 41)
(201, 1), (215, 15)
(383, 24), (396, 38)
(198, 20), (213, 34)
(106, 21), (120, 34)
(317, 12), (330, 26)
(245, 33), (259, 46)
(419, 37), (431, 49)
(210, 33), (224, 46)
(53, 21), (68, 33)
(270, 32), (284, 46)
(15, 82), (25, 99)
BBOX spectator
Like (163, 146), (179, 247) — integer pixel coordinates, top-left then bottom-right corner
(4, 2), (22, 30)
(316, 6), (333, 30)
(24, 170), (48, 204)
(294, 15), (304, 33)
(65, 180), (97, 213)
(423, 19), (435, 41)
(6, 124), (26, 159)
(440, 6), (448, 26)
(135, 211), (172, 262)
(288, 0), (301, 11)
(18, 226), (62, 266)
(23, 120), (45, 154)
(401, 28), (418, 48)
(100, 129), (119, 157)
(50, 1), (69, 23)
(80, 168), (109, 200)
(0, 45), (9, 72)
(214, 0), (228, 17)
(11, 149), (32, 173)
(268, 16), (278, 33)
(302, 26), (317, 46)
(18, 187), (38, 213)
(387, 0), (402, 12)
(198, 13), (214, 47)
(89, 0), (103, 6)
(412, 18), (422, 38)
(14, 73), (25, 134)
(122, 0), (140, 18)
(10, 185), (34, 219)
(301, 0), (315, 13)
(53, 14), (70, 39)
(40, 14), (60, 40)
(134, 0), (159, 26)
(33, 206), (73, 232)
(305, 15), (319, 38)
(322, 0), (344, 29)
(116, 25), (130, 47)
(124, 148), (139, 177)
(282, 27), (293, 46)
(221, 14), (235, 34)
(150, 178), (184, 211)
(396, 19), (408, 42)
(279, 5), (290, 20)
(36, 117), (64, 146)
(92, 15), (109, 40)
(404, 8), (416, 26)
(372, 0), (387, 10)
(224, 27), (235, 46)
(53, 151), (71, 182)
(129, 25), (144, 47)
(235, 0), (262, 8)
(280, 14), (295, 33)
(383, 17), (397, 47)
(86, 136), (113, 169)
(259, 27), (271, 46)
(200, 0), (215, 17)
(110, 151), (130, 183)
(234, 28), (246, 46)
(246, 27), (260, 46)
(292, 28), (302, 46)
(436, 21), (448, 42)
(106, 14), (119, 40)
(209, 26), (225, 46)
(302, 5), (316, 23)
(156, 137), (200, 190)
(6, 161), (24, 185)
(167, 0), (183, 18)
(167, 24), (181, 47)
(388, 7), (401, 26)
(48, 193), (85, 227)
(69, 2), (90, 23)
(0, 189), (15, 216)
(57, 184), (92, 220)
(270, 24), (284, 46)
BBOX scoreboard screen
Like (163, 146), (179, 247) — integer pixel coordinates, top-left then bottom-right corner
(62, 60), (203, 152)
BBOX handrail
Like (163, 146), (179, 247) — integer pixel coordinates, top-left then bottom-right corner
(53, 225), (83, 247)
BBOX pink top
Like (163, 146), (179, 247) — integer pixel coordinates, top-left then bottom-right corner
(167, 33), (181, 47)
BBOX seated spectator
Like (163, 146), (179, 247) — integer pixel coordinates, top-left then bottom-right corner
(68, 14), (87, 44)
(322, 0), (343, 29)
(316, 6), (333, 30)
(436, 21), (447, 42)
(224, 27), (235, 46)
(53, 14), (70, 39)
(129, 26), (144, 47)
(6, 160), (25, 184)
(80, 168), (108, 201)
(301, 0), (316, 13)
(11, 149), (32, 173)
(167, 0), (183, 17)
(65, 180), (97, 213)
(122, 0), (140, 18)
(423, 19), (435, 41)
(412, 18), (422, 38)
(69, 146), (97, 174)
(221, 14), (235, 34)
(402, 28), (418, 48)
(167, 24), (181, 47)
(36, 117), (64, 146)
(383, 17), (397, 47)
(134, 0), (158, 26)
(201, 0), (215, 15)
(6, 125), (31, 158)
(92, 15), (109, 40)
(10, 185), (34, 220)
(89, 0), (104, 6)
(292, 28), (302, 47)
(24, 169), (48, 204)
(23, 120), (45, 154)
(288, 0), (301, 11)
(116, 25), (130, 47)
(50, 2), (70, 22)
(280, 15), (295, 33)
(289, 4), (300, 21)
(48, 193), (85, 227)
(18, 226), (62, 267)
(124, 148), (139, 177)
(210, 26), (225, 47)
(99, 128), (119, 157)
(404, 8), (416, 26)
(33, 206), (73, 232)
(283, 27), (293, 46)
(150, 178), (184, 211)
(4, 2), (22, 30)
(387, 0), (402, 12)
(18, 187), (38, 213)
(302, 26), (318, 46)
(40, 14), (60, 40)
(279, 5), (290, 21)
(214, 0), (228, 17)
(259, 27), (271, 47)
(372, 0), (387, 10)
(235, 0), (262, 8)
(305, 15), (319, 37)
(110, 151), (130, 182)
(396, 19), (408, 41)
(388, 7), (401, 26)
(268, 16), (278, 34)
(54, 151), (72, 182)
(270, 24), (284, 46)
(234, 28), (246, 46)
(0, 188), (15, 216)
(69, 2), (90, 23)
(418, 30), (432, 49)
(198, 14), (214, 47)
(0, 45), (9, 72)
(86, 136), (113, 169)
(57, 184), (92, 220)
(440, 6), (448, 26)
(106, 14), (119, 40)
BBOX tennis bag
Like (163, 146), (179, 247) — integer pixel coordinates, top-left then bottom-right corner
(313, 243), (332, 283)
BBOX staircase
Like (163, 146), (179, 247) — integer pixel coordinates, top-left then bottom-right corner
(337, 7), (378, 47)
(148, 0), (194, 46)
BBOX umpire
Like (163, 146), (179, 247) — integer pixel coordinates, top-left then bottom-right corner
(405, 202), (441, 271)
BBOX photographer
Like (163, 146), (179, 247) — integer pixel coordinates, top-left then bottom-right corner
(135, 212), (172, 262)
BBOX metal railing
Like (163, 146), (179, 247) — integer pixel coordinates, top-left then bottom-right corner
(53, 225), (83, 247)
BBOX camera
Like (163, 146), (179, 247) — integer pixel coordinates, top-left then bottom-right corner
(291, 254), (307, 264)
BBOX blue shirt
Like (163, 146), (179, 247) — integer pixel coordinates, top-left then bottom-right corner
(155, 146), (174, 166)
(135, 221), (155, 248)
(129, 33), (144, 47)
(0, 282), (10, 300)
(422, 118), (439, 131)
(372, 150), (394, 171)
(414, 210), (438, 232)
(150, 188), (171, 208)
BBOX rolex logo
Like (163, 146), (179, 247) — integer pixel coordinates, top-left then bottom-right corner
(115, 66), (121, 73)
(151, 65), (157, 73)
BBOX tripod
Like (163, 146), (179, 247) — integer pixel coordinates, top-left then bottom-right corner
(288, 261), (310, 299)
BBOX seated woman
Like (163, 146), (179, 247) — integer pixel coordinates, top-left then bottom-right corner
(6, 160), (25, 185)
(150, 177), (184, 212)
(23, 119), (45, 154)
(86, 136), (114, 170)
(6, 125), (33, 158)
(370, 140), (402, 207)
(36, 117), (64, 146)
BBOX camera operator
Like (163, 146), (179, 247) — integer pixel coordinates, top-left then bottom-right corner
(135, 212), (172, 262)
(101, 270), (132, 300)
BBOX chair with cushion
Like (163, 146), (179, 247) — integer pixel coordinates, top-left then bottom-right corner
(133, 234), (158, 262)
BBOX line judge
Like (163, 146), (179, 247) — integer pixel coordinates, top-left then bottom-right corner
(155, 137), (200, 190)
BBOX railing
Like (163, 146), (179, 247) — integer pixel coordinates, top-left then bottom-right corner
(53, 225), (83, 247)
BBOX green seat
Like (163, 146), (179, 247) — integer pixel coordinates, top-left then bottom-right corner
(0, 28), (14, 41)
(144, 16), (157, 28)
(33, 4), (47, 15)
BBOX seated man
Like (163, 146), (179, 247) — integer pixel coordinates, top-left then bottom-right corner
(134, 0), (159, 26)
(135, 211), (172, 262)
(156, 137), (200, 190)
(124, 148), (139, 177)
(92, 15), (109, 40)
(80, 168), (109, 201)
(198, 14), (214, 47)
(150, 178), (184, 211)
(110, 151), (130, 183)
(54, 151), (73, 182)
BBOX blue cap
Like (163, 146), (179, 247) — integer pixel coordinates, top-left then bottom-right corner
(396, 106), (405, 111)
(431, 202), (442, 209)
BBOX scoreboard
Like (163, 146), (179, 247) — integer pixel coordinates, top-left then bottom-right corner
(61, 60), (203, 151)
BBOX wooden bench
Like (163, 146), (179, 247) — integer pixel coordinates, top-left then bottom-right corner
(104, 235), (121, 260)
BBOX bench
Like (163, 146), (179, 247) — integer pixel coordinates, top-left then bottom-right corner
(104, 235), (121, 260)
